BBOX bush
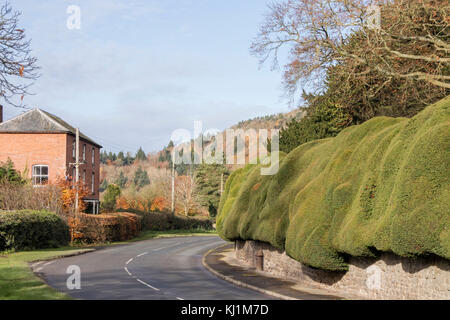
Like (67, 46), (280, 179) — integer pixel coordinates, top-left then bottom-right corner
(71, 212), (141, 243)
(217, 96), (450, 271)
(101, 184), (121, 212)
(0, 210), (70, 251)
(117, 208), (214, 231)
(279, 97), (352, 154)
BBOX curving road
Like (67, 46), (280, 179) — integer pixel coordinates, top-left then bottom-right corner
(36, 236), (272, 300)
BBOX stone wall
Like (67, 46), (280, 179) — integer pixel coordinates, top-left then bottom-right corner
(235, 240), (450, 300)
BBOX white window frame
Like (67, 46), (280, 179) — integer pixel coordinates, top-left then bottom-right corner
(91, 172), (95, 194)
(32, 165), (49, 186)
(72, 141), (76, 159)
(92, 147), (95, 165)
(83, 144), (86, 162)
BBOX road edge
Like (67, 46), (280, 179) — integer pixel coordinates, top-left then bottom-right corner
(202, 243), (297, 300)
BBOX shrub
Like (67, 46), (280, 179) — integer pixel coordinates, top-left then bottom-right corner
(0, 210), (70, 251)
(70, 212), (142, 243)
(117, 208), (214, 231)
(101, 184), (121, 212)
(217, 96), (450, 271)
(279, 97), (352, 154)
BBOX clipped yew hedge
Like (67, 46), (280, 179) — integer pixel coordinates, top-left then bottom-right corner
(217, 96), (450, 271)
(0, 210), (70, 251)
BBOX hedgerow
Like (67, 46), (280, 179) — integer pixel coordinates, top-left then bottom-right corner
(217, 96), (450, 271)
(0, 210), (69, 251)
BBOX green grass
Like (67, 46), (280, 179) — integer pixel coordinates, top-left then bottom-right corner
(0, 248), (91, 300)
(217, 96), (450, 271)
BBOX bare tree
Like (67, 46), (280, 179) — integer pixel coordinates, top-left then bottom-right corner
(251, 0), (450, 100)
(175, 175), (198, 216)
(0, 2), (39, 107)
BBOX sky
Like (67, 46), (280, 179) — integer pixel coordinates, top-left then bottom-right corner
(7, 0), (290, 154)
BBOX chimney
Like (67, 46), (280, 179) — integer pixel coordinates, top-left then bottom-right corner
(0, 105), (3, 123)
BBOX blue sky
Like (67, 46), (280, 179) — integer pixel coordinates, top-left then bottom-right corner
(7, 0), (290, 153)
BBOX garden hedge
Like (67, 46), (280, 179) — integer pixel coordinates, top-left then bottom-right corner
(217, 96), (450, 271)
(0, 210), (70, 251)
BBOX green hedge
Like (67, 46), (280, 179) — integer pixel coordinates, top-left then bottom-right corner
(217, 96), (450, 271)
(0, 210), (70, 251)
(117, 208), (214, 231)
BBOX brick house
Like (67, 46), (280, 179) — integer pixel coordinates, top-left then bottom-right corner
(0, 107), (102, 213)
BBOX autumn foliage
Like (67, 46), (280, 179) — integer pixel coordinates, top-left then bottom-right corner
(56, 177), (89, 213)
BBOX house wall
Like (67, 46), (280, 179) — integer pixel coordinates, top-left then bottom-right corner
(66, 134), (100, 200)
(0, 133), (100, 201)
(0, 133), (68, 183)
(235, 240), (450, 300)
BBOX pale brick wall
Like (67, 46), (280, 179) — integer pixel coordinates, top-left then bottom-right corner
(235, 240), (450, 300)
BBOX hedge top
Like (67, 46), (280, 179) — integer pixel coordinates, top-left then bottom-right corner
(217, 96), (450, 271)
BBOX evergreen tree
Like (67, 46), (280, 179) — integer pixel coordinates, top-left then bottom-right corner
(0, 159), (25, 184)
(101, 184), (121, 212)
(133, 166), (150, 189)
(99, 179), (109, 193)
(194, 164), (229, 217)
(114, 171), (128, 189)
(135, 147), (147, 161)
(124, 152), (135, 165)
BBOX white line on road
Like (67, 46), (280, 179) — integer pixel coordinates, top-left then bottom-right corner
(124, 267), (132, 276)
(136, 278), (160, 291)
(176, 297), (184, 300)
(126, 258), (133, 265)
(136, 252), (148, 257)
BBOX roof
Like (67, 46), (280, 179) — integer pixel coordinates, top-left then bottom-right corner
(0, 108), (102, 148)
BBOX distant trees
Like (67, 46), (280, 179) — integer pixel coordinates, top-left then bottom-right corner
(135, 147), (147, 161)
(99, 178), (109, 193)
(133, 166), (150, 190)
(100, 150), (135, 165)
(0, 3), (40, 107)
(114, 171), (128, 189)
(195, 164), (230, 217)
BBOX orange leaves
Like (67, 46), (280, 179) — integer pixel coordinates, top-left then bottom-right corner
(19, 65), (24, 77)
(150, 196), (168, 212)
(56, 177), (89, 212)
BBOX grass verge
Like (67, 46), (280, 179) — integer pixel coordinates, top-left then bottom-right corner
(0, 248), (91, 300)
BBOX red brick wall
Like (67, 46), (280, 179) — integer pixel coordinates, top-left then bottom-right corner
(0, 132), (100, 201)
(66, 134), (100, 200)
(0, 133), (67, 183)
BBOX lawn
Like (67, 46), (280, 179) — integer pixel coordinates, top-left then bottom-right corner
(0, 248), (91, 300)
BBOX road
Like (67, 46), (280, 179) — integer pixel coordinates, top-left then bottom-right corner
(36, 236), (272, 300)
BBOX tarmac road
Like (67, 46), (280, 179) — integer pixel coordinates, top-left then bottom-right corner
(36, 236), (272, 300)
